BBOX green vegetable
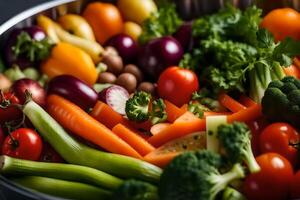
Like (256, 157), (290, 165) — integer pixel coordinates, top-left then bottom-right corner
(187, 101), (209, 118)
(113, 179), (158, 200)
(23, 67), (40, 80)
(222, 187), (246, 200)
(159, 150), (245, 200)
(217, 122), (260, 173)
(23, 100), (162, 183)
(4, 66), (26, 81)
(125, 91), (151, 122)
(261, 76), (300, 129)
(12, 176), (112, 200)
(0, 155), (123, 190)
(138, 0), (182, 44)
(150, 98), (167, 125)
(206, 115), (227, 153)
(93, 83), (113, 93)
(13, 32), (53, 62)
(191, 88), (225, 112)
(192, 5), (300, 103)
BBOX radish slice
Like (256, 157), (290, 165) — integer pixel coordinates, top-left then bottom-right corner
(99, 85), (129, 115)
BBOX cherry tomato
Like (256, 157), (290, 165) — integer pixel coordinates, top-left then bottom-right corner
(259, 122), (299, 166)
(261, 8), (300, 42)
(39, 142), (64, 163)
(2, 128), (43, 161)
(243, 153), (293, 200)
(157, 66), (199, 107)
(0, 92), (23, 125)
(290, 170), (300, 199)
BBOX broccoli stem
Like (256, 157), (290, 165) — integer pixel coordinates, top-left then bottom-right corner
(211, 164), (245, 199)
(243, 144), (261, 173)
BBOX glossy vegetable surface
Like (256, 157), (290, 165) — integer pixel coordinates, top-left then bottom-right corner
(47, 75), (98, 110)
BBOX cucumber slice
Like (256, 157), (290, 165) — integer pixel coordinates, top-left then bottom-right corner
(206, 115), (227, 153)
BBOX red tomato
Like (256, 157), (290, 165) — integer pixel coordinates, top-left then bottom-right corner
(290, 170), (300, 199)
(259, 123), (299, 166)
(261, 8), (300, 42)
(247, 117), (268, 156)
(2, 128), (43, 161)
(0, 92), (23, 125)
(157, 66), (199, 107)
(243, 153), (293, 200)
(39, 142), (64, 163)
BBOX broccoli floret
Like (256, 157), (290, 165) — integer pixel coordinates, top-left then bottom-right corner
(222, 187), (246, 200)
(217, 122), (260, 173)
(262, 76), (300, 128)
(150, 98), (167, 125)
(188, 101), (210, 118)
(159, 150), (245, 200)
(113, 179), (158, 200)
(125, 91), (151, 122)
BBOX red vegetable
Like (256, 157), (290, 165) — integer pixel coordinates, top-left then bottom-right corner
(11, 78), (46, 107)
(2, 128), (43, 161)
(0, 127), (5, 149)
(39, 142), (64, 163)
(243, 153), (293, 200)
(290, 170), (300, 199)
(0, 92), (23, 125)
(259, 122), (299, 166)
(158, 66), (199, 107)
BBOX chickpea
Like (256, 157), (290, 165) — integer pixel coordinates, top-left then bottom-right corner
(123, 64), (144, 83)
(116, 73), (137, 93)
(98, 72), (117, 84)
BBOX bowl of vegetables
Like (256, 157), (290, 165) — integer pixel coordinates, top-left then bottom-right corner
(1, 0), (300, 199)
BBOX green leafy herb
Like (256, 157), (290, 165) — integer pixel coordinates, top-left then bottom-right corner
(139, 0), (182, 44)
(150, 98), (167, 125)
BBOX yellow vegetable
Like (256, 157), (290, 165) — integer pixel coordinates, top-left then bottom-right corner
(123, 22), (142, 41)
(117, 0), (157, 25)
(58, 14), (96, 41)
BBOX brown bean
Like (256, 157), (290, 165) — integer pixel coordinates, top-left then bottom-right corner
(137, 82), (156, 95)
(116, 73), (137, 93)
(98, 72), (117, 84)
(102, 55), (123, 75)
(123, 64), (144, 83)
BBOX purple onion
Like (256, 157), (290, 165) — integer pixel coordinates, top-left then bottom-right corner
(47, 75), (98, 110)
(173, 21), (194, 51)
(138, 36), (184, 80)
(106, 34), (139, 64)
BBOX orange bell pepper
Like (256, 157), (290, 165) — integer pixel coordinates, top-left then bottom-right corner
(41, 42), (98, 85)
(83, 2), (124, 44)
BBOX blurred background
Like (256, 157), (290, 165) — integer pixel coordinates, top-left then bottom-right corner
(0, 0), (50, 24)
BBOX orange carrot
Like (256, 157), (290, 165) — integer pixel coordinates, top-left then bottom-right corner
(144, 152), (178, 168)
(164, 100), (185, 122)
(180, 104), (188, 112)
(218, 93), (246, 112)
(148, 112), (205, 147)
(150, 123), (171, 135)
(112, 124), (155, 156)
(239, 95), (257, 107)
(283, 64), (300, 79)
(90, 101), (125, 129)
(293, 57), (300, 68)
(227, 104), (262, 123)
(47, 95), (141, 158)
(203, 111), (232, 117)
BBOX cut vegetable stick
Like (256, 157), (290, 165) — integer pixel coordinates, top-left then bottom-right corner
(293, 57), (300, 69)
(283, 64), (300, 79)
(144, 152), (179, 168)
(164, 100), (185, 122)
(239, 95), (257, 107)
(112, 124), (155, 156)
(90, 101), (125, 129)
(203, 111), (232, 118)
(227, 104), (262, 123)
(47, 95), (142, 159)
(218, 93), (246, 112)
(180, 104), (188, 112)
(150, 123), (171, 135)
(148, 112), (206, 147)
(206, 115), (227, 153)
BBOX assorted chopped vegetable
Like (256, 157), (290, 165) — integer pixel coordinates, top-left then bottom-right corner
(1, 1), (300, 200)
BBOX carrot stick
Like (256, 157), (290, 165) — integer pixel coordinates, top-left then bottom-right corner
(150, 123), (171, 135)
(283, 64), (300, 79)
(180, 104), (188, 112)
(203, 111), (232, 118)
(218, 93), (247, 112)
(90, 101), (125, 129)
(47, 95), (141, 159)
(227, 104), (262, 123)
(144, 152), (178, 168)
(147, 112), (206, 147)
(239, 95), (257, 107)
(164, 100), (185, 122)
(293, 57), (300, 68)
(112, 124), (155, 156)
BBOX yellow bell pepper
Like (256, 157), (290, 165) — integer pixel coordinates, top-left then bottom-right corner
(41, 42), (98, 85)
